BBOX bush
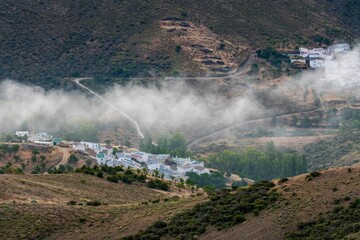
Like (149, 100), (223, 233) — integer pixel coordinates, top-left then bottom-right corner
(278, 178), (289, 184)
(233, 214), (245, 223)
(86, 201), (102, 206)
(175, 45), (182, 53)
(306, 171), (321, 180)
(68, 154), (79, 164)
(107, 175), (119, 183)
(67, 200), (77, 205)
(153, 220), (167, 229)
(147, 179), (170, 191)
(96, 171), (104, 178)
(344, 196), (351, 201)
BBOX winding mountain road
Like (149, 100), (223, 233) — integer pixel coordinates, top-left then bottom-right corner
(55, 146), (70, 168)
(71, 53), (256, 140)
(73, 78), (145, 139)
(186, 108), (322, 148)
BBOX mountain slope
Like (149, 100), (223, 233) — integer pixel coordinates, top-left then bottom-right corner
(200, 166), (360, 240)
(0, 174), (204, 240)
(1, 165), (360, 239)
(0, 0), (357, 88)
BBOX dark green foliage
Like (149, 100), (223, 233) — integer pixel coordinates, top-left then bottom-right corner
(231, 180), (248, 189)
(67, 200), (77, 205)
(147, 179), (170, 191)
(0, 144), (20, 157)
(107, 175), (119, 183)
(208, 142), (307, 181)
(187, 171), (227, 189)
(286, 198), (360, 240)
(312, 35), (333, 45)
(305, 171), (321, 181)
(299, 116), (312, 128)
(0, 162), (24, 174)
(96, 171), (104, 178)
(68, 154), (79, 164)
(125, 181), (279, 239)
(256, 47), (290, 69)
(308, 171), (321, 178)
(278, 178), (289, 184)
(140, 132), (190, 157)
(249, 63), (259, 75)
(86, 201), (102, 206)
(175, 45), (182, 53)
(344, 195), (351, 201)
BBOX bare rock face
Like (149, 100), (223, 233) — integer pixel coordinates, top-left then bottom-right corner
(160, 19), (248, 74)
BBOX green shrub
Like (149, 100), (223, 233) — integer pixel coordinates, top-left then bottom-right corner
(344, 196), (351, 201)
(306, 171), (321, 180)
(107, 175), (119, 183)
(279, 178), (289, 184)
(67, 200), (77, 205)
(86, 201), (102, 206)
(68, 154), (79, 164)
(286, 198), (360, 239)
(147, 179), (170, 191)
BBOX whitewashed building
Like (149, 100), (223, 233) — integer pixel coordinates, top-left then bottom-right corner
(329, 43), (350, 53)
(73, 142), (86, 152)
(15, 131), (29, 137)
(80, 142), (100, 151)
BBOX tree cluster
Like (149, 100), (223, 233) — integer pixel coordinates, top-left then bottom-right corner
(208, 142), (307, 181)
(140, 132), (190, 157)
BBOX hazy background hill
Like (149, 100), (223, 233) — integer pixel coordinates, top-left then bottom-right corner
(1, 0), (358, 88)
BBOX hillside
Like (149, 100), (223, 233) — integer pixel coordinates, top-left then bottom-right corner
(124, 165), (360, 240)
(0, 174), (204, 240)
(1, 0), (358, 88)
(1, 165), (360, 239)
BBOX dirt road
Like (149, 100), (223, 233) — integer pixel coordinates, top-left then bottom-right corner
(55, 146), (70, 168)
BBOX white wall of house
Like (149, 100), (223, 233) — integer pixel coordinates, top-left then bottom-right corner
(73, 143), (86, 152)
(34, 141), (53, 147)
(309, 59), (325, 68)
(15, 131), (29, 137)
(97, 157), (106, 165)
(147, 163), (161, 171)
(81, 142), (100, 150)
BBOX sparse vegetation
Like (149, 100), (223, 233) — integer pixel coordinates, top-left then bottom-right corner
(125, 181), (279, 239)
(2, 1), (356, 89)
(286, 198), (360, 240)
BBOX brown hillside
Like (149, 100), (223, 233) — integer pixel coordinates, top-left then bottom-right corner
(0, 174), (204, 240)
(200, 166), (360, 240)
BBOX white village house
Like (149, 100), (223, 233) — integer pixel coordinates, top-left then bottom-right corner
(15, 131), (30, 137)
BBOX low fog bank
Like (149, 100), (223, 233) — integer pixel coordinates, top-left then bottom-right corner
(0, 79), (263, 140)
